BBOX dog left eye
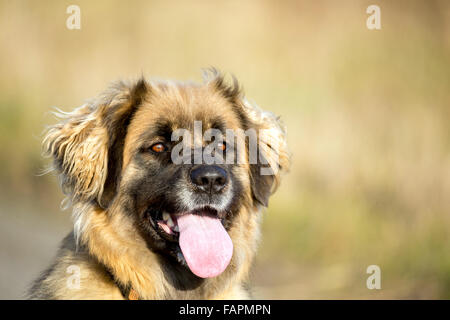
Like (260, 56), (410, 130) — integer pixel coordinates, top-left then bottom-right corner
(150, 143), (166, 153)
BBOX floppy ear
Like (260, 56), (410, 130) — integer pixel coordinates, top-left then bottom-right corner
(244, 98), (290, 207)
(205, 69), (290, 207)
(43, 79), (149, 207)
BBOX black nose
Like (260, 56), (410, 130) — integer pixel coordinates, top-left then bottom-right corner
(190, 165), (228, 193)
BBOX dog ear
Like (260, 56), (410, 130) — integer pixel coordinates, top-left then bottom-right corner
(244, 98), (290, 207)
(43, 78), (149, 207)
(205, 69), (290, 207)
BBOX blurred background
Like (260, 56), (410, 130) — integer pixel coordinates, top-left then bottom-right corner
(0, 0), (449, 299)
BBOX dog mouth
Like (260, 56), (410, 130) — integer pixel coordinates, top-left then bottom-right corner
(156, 211), (180, 240)
(148, 207), (233, 278)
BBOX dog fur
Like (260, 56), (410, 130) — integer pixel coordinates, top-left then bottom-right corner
(28, 70), (289, 299)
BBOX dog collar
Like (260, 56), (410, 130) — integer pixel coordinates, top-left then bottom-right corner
(103, 265), (140, 300)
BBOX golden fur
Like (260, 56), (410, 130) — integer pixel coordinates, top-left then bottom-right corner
(29, 70), (289, 299)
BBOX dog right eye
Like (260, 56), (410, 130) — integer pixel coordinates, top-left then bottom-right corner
(150, 143), (167, 153)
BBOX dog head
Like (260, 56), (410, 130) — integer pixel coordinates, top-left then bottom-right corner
(44, 70), (289, 282)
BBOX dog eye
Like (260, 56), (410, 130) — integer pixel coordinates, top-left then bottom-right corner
(217, 141), (226, 151)
(150, 143), (166, 153)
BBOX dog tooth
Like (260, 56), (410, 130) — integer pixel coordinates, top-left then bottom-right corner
(173, 225), (179, 232)
(167, 215), (174, 227)
(162, 212), (170, 221)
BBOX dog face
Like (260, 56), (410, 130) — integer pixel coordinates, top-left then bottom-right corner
(120, 86), (248, 272)
(44, 71), (289, 284)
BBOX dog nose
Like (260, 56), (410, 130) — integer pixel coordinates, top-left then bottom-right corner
(190, 165), (228, 193)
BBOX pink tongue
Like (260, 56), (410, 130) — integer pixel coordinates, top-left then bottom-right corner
(177, 213), (233, 278)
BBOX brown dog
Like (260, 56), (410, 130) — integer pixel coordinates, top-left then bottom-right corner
(28, 70), (289, 299)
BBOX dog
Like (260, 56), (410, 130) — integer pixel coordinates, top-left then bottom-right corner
(28, 70), (289, 299)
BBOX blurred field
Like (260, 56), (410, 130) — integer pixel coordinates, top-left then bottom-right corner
(0, 0), (449, 299)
